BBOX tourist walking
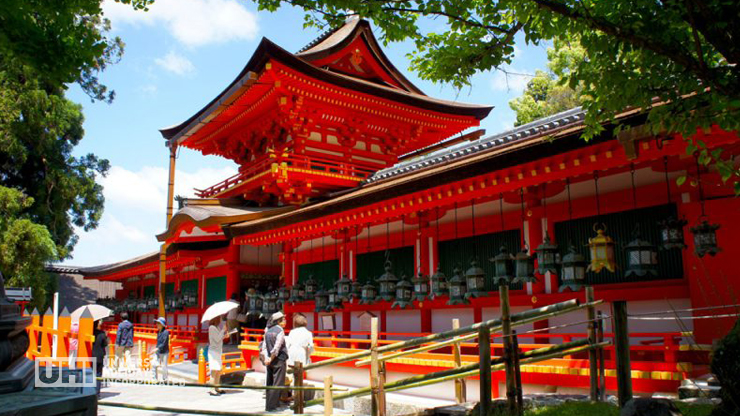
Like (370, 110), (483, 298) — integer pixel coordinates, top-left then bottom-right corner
(153, 317), (169, 381)
(91, 319), (109, 397)
(114, 312), (134, 372)
(262, 311), (288, 411)
(287, 313), (314, 401)
(208, 315), (227, 395)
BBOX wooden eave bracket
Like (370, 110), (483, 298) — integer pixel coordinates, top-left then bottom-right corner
(616, 124), (666, 160)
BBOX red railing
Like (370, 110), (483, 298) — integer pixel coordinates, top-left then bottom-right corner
(195, 153), (376, 198)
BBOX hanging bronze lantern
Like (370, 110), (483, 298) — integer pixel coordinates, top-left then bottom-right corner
(391, 275), (414, 309)
(247, 291), (263, 316)
(490, 246), (514, 286)
(447, 267), (469, 305)
(624, 228), (659, 277)
(587, 224), (617, 273)
(560, 245), (587, 292)
(659, 217), (688, 250)
(411, 270), (429, 302)
(289, 283), (305, 304)
(464, 259), (487, 298)
(304, 275), (318, 299)
(327, 287), (341, 311)
(376, 261), (398, 302)
(513, 248), (537, 284)
(147, 296), (157, 311)
(336, 273), (352, 301)
(690, 220), (721, 257)
(314, 288), (329, 313)
(350, 280), (363, 300)
(263, 292), (279, 318)
(430, 265), (448, 299)
(359, 281), (377, 305)
(535, 234), (560, 275)
(278, 286), (291, 305)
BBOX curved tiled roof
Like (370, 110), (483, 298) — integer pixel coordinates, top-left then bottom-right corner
(366, 107), (586, 184)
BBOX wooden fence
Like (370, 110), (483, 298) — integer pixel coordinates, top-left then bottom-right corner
(25, 307), (95, 368)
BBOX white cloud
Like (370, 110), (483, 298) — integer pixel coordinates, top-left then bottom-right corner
(490, 68), (533, 95)
(86, 215), (151, 244)
(103, 0), (259, 48)
(100, 165), (238, 213)
(155, 51), (195, 75)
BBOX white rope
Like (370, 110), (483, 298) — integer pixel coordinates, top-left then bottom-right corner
(628, 313), (740, 321)
(628, 303), (740, 317)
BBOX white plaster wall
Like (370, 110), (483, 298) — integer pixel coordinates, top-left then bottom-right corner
(432, 308), (474, 332)
(350, 310), (381, 332)
(386, 310), (421, 339)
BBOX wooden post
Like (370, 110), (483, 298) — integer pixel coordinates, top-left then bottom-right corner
(452, 319), (467, 403)
(597, 311), (606, 402)
(324, 375), (333, 416)
(478, 326), (491, 416)
(379, 362), (387, 415)
(294, 361), (304, 414)
(499, 284), (517, 414)
(512, 331), (523, 416)
(585, 286), (599, 401)
(613, 301), (632, 408)
(370, 317), (385, 416)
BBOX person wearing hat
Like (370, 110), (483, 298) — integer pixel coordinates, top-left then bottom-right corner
(261, 311), (288, 411)
(153, 317), (169, 381)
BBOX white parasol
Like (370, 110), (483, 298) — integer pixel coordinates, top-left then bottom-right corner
(201, 301), (238, 323)
(71, 304), (112, 322)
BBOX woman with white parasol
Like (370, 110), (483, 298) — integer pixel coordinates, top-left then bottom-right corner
(70, 305), (112, 370)
(201, 301), (239, 395)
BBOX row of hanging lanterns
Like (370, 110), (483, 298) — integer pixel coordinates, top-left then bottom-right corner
(281, 155), (721, 307)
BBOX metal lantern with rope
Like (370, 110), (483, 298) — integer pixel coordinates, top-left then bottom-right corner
(689, 154), (722, 257)
(658, 157), (688, 250)
(376, 260), (398, 302)
(147, 296), (157, 311)
(391, 274), (414, 309)
(350, 280), (363, 300)
(513, 248), (536, 284)
(289, 283), (305, 304)
(314, 287), (329, 312)
(624, 227), (659, 278)
(430, 266), (448, 299)
(560, 244), (587, 292)
(465, 259), (487, 298)
(411, 269), (430, 302)
(247, 290), (263, 316)
(263, 291), (279, 318)
(304, 275), (318, 299)
(535, 235), (560, 275)
(491, 246), (514, 286)
(359, 281), (377, 305)
(588, 172), (617, 273)
(447, 266), (469, 305)
(277, 286), (290, 305)
(336, 273), (352, 301)
(327, 287), (342, 311)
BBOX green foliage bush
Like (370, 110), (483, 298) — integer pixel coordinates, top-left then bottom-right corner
(711, 318), (740, 416)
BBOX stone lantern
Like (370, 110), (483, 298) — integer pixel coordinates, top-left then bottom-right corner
(690, 220), (721, 257)
(513, 248), (536, 284)
(464, 260), (487, 298)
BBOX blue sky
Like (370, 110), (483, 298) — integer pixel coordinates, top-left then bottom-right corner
(64, 0), (549, 267)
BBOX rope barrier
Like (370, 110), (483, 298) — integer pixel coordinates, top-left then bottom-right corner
(97, 377), (347, 391)
(98, 401), (349, 416)
(627, 303), (740, 316)
(628, 313), (740, 321)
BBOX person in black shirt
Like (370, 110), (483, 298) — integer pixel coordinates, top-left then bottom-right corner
(91, 319), (109, 396)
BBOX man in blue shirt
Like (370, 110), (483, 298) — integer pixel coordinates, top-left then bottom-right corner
(115, 312), (134, 372)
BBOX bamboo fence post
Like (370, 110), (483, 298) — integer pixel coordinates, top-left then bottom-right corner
(379, 361), (387, 415)
(478, 326), (491, 416)
(512, 331), (523, 416)
(597, 311), (606, 402)
(324, 375), (333, 416)
(294, 361), (304, 414)
(370, 317), (384, 416)
(499, 284), (517, 414)
(613, 301), (633, 408)
(585, 286), (599, 401)
(452, 319), (467, 403)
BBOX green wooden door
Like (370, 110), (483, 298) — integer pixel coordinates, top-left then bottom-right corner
(165, 282), (175, 296)
(181, 279), (198, 294)
(143, 285), (156, 298)
(206, 276), (227, 306)
(298, 260), (339, 290)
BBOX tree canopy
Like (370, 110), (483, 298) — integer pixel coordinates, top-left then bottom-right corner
(254, 0), (740, 187)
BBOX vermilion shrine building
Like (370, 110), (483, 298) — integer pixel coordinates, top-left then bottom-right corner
(71, 18), (740, 396)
